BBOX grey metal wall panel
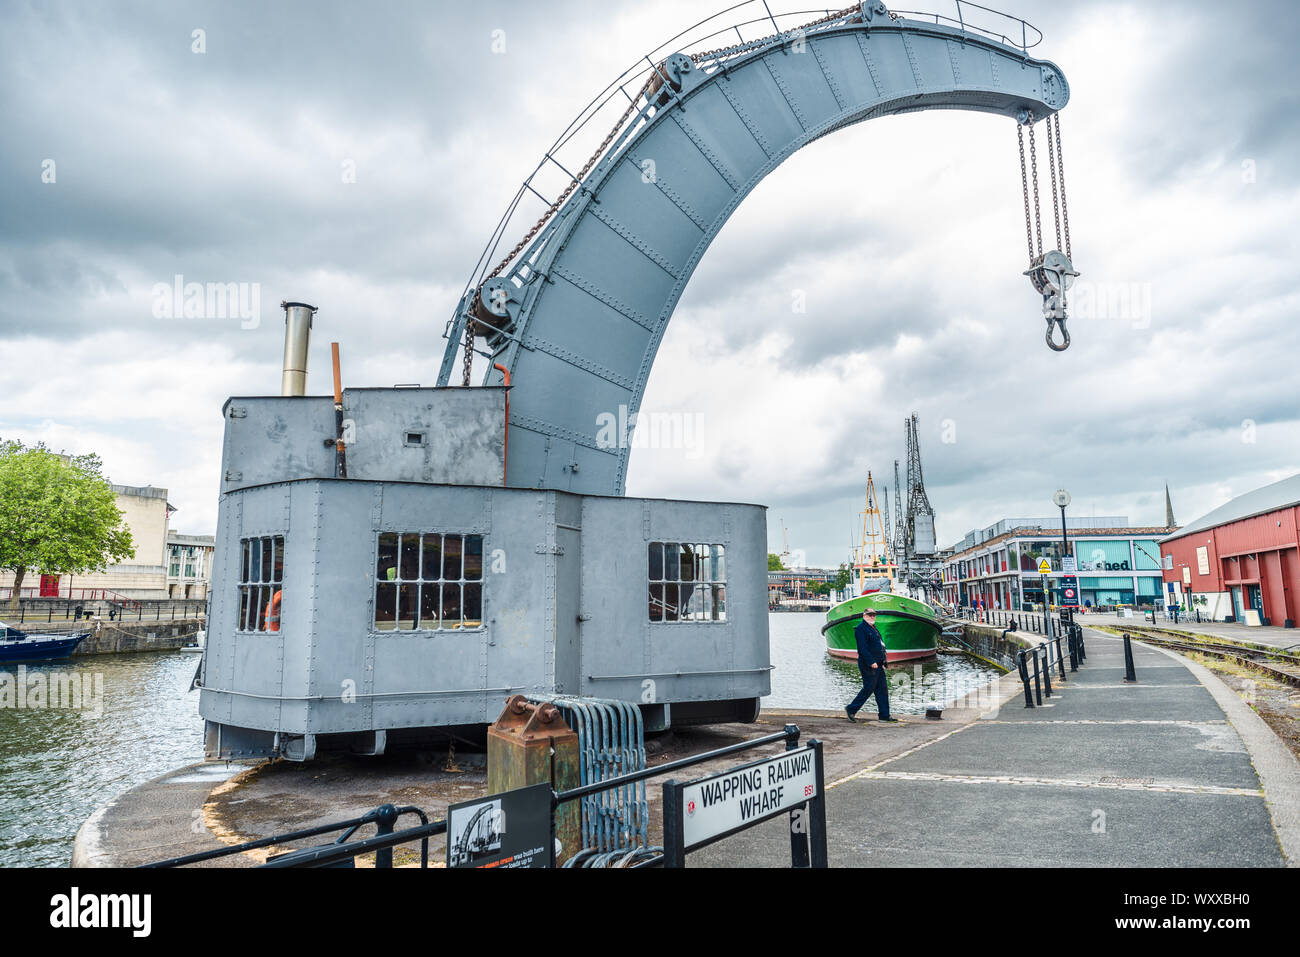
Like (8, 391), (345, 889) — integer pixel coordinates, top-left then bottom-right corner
(221, 397), (334, 494)
(220, 389), (505, 493)
(577, 496), (770, 704)
(344, 388), (505, 486)
(200, 479), (771, 745)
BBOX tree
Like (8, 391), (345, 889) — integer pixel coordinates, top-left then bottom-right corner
(768, 552), (785, 571)
(832, 564), (851, 591)
(0, 440), (134, 608)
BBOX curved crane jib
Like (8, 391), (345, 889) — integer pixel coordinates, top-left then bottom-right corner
(447, 5), (1073, 496)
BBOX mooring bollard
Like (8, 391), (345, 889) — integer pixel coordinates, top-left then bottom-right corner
(1122, 632), (1137, 683)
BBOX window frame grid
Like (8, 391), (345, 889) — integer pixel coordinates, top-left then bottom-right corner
(373, 531), (485, 633)
(236, 534), (284, 634)
(648, 541), (727, 624)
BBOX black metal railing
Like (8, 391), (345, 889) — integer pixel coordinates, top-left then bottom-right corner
(142, 803), (436, 869)
(143, 724), (826, 869)
(1015, 615), (1087, 708)
(552, 723), (825, 868)
(5, 598), (207, 626)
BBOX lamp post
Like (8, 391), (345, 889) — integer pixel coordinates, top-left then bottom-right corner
(1054, 489), (1072, 621)
(1053, 489), (1071, 565)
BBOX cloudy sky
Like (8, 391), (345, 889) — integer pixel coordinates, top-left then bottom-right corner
(2, 0), (1296, 567)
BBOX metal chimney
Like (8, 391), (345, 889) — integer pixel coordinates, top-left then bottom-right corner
(280, 301), (316, 396)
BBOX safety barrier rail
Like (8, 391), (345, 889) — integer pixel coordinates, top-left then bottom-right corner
(3, 598), (206, 625)
(528, 694), (649, 853)
(1015, 615), (1086, 708)
(141, 724), (825, 869)
(141, 803), (436, 869)
(554, 723), (826, 868)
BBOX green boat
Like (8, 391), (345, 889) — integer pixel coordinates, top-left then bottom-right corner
(824, 471), (941, 662)
(822, 592), (941, 663)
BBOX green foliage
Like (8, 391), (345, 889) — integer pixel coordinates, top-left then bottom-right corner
(768, 552), (785, 571)
(832, 564), (851, 591)
(0, 440), (135, 594)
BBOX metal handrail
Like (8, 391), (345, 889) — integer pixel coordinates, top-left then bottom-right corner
(142, 803), (434, 869)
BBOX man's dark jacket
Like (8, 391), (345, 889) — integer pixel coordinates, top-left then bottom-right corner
(854, 620), (888, 674)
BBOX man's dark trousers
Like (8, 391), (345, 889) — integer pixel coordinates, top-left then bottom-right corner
(847, 619), (891, 720)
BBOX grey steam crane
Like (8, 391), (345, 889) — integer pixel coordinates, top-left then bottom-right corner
(197, 2), (1074, 761)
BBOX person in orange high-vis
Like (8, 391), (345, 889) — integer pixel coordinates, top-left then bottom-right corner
(265, 589), (282, 632)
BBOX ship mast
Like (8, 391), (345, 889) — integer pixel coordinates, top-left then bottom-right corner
(854, 472), (895, 595)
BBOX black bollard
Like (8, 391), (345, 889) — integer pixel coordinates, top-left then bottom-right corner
(1031, 648), (1043, 705)
(1054, 632), (1067, 681)
(1041, 644), (1053, 697)
(1122, 632), (1137, 683)
(1018, 652), (1034, 708)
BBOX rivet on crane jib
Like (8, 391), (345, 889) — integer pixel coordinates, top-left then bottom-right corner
(1016, 109), (1078, 352)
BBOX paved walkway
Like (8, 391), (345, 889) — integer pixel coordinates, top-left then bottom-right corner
(694, 626), (1298, 867)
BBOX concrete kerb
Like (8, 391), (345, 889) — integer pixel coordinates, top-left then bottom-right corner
(1123, 633), (1300, 867)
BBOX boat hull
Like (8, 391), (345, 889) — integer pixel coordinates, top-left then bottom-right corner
(822, 593), (940, 663)
(0, 633), (89, 663)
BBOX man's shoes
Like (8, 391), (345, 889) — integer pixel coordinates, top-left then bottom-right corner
(879, 716), (900, 723)
(845, 708), (857, 723)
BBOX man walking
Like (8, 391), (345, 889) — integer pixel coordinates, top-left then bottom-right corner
(846, 608), (898, 723)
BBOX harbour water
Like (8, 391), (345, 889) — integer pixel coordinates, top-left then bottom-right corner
(765, 612), (1003, 712)
(0, 652), (203, 868)
(0, 614), (1000, 867)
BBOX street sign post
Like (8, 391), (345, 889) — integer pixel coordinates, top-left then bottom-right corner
(1061, 574), (1080, 607)
(663, 740), (826, 868)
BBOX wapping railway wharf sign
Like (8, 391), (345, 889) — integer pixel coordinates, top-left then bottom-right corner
(680, 746), (818, 849)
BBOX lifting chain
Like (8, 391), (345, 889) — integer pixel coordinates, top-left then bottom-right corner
(1017, 110), (1077, 353)
(1054, 113), (1072, 260)
(1045, 114), (1062, 255)
(1016, 117), (1034, 266)
(462, 323), (474, 387)
(1027, 118), (1042, 260)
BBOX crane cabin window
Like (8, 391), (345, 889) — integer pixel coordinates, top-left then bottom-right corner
(374, 532), (483, 631)
(237, 535), (284, 633)
(648, 542), (726, 623)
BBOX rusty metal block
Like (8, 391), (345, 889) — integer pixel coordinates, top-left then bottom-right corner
(487, 694), (580, 864)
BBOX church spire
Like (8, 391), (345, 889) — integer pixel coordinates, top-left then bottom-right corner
(1165, 483), (1176, 528)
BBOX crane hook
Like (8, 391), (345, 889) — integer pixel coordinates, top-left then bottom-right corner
(1045, 315), (1070, 352)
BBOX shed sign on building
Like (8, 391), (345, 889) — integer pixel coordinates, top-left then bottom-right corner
(680, 747), (817, 848)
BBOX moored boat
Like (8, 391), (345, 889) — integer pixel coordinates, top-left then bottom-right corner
(0, 620), (89, 663)
(822, 592), (941, 663)
(823, 470), (940, 662)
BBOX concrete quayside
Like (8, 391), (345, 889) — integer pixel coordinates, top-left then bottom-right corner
(73, 620), (1300, 868)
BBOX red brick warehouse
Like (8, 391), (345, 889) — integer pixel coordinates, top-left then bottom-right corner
(1161, 474), (1300, 628)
